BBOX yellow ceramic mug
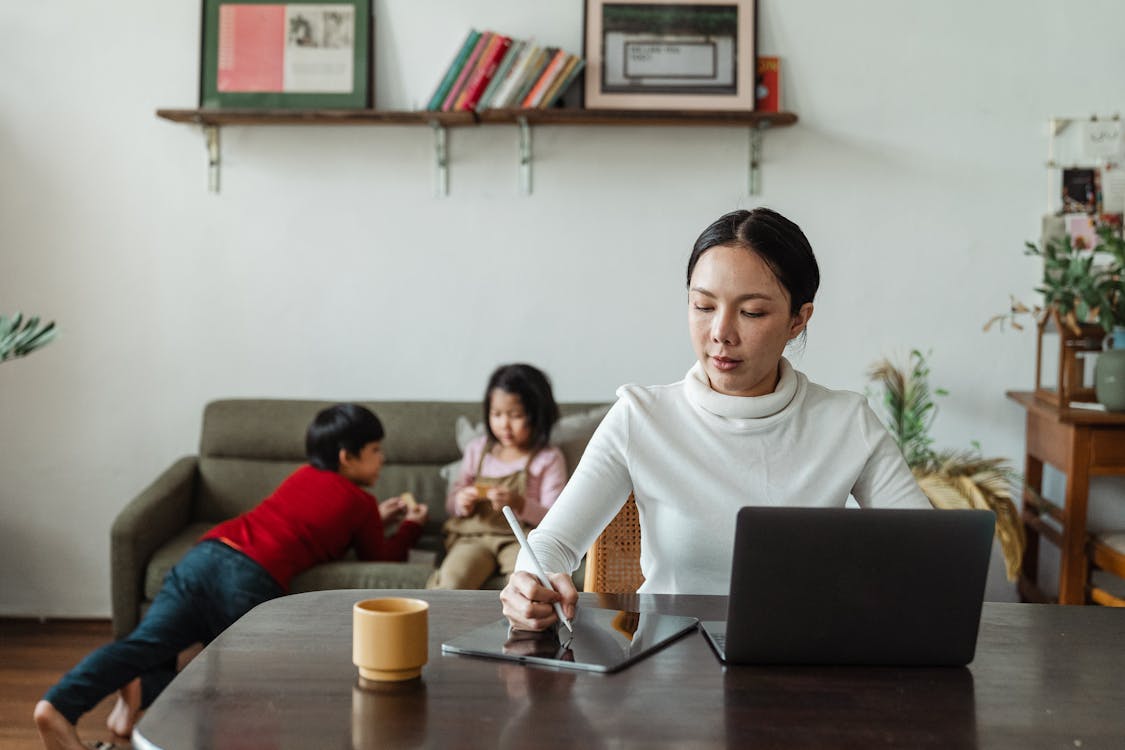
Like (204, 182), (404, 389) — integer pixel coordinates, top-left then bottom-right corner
(352, 597), (429, 682)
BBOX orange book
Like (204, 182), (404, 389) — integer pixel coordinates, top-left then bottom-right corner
(538, 55), (580, 109)
(520, 49), (568, 109)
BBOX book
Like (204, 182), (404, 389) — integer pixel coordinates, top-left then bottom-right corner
(538, 55), (580, 109)
(441, 31), (492, 112)
(426, 29), (480, 111)
(509, 47), (554, 110)
(453, 33), (501, 110)
(755, 56), (780, 113)
(540, 57), (585, 110)
(521, 48), (569, 109)
(475, 40), (525, 111)
(458, 35), (512, 111)
(490, 44), (540, 109)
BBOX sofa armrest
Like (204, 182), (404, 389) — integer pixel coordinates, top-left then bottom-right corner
(110, 456), (198, 639)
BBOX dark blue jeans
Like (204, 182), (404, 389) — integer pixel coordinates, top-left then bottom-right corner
(45, 540), (283, 725)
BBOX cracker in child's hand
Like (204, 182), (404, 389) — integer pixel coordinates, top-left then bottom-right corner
(400, 492), (418, 510)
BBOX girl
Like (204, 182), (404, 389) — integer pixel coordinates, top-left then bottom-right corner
(501, 208), (931, 630)
(428, 363), (567, 590)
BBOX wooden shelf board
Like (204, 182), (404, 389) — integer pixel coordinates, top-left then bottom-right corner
(156, 108), (797, 129)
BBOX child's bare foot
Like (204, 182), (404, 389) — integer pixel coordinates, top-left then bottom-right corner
(105, 677), (141, 737)
(33, 700), (85, 750)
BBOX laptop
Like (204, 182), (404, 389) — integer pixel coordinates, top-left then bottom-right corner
(699, 506), (995, 667)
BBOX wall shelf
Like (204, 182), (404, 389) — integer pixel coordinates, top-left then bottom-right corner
(155, 108), (797, 195)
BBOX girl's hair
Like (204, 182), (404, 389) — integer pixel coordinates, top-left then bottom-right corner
(686, 207), (820, 314)
(483, 363), (560, 451)
(306, 403), (385, 471)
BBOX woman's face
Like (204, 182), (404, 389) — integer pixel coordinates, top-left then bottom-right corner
(688, 244), (813, 397)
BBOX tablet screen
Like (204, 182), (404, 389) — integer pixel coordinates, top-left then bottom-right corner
(441, 607), (698, 673)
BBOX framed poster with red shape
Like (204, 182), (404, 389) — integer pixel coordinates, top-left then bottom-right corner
(200, 0), (372, 109)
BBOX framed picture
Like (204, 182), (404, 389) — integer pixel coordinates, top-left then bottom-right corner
(200, 0), (372, 109)
(583, 0), (756, 111)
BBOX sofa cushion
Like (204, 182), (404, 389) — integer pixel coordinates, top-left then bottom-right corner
(145, 523), (439, 600)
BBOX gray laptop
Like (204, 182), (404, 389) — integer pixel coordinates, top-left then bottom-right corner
(700, 507), (995, 667)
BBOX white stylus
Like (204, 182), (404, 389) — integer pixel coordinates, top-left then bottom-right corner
(502, 505), (574, 632)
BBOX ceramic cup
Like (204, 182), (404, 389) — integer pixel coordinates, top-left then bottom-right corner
(352, 597), (429, 682)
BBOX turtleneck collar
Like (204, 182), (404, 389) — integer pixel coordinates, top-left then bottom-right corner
(684, 357), (799, 420)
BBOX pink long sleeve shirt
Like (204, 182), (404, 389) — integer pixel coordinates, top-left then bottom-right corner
(446, 435), (568, 526)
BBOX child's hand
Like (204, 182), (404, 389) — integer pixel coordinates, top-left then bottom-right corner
(404, 502), (429, 525)
(454, 486), (481, 517)
(486, 487), (522, 512)
(378, 497), (406, 522)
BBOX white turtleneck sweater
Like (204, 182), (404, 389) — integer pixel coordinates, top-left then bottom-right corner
(518, 359), (930, 595)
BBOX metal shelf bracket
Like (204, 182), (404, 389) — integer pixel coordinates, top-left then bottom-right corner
(430, 121), (449, 197)
(517, 116), (532, 195)
(748, 125), (765, 196)
(204, 125), (220, 194)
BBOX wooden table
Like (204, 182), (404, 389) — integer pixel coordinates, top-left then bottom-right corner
(1007, 390), (1125, 604)
(132, 589), (1125, 749)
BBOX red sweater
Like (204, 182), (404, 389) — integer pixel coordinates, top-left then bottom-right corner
(201, 465), (422, 590)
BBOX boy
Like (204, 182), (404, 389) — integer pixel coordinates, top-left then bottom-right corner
(34, 403), (428, 750)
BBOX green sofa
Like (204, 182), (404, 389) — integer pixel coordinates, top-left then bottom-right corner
(110, 398), (607, 639)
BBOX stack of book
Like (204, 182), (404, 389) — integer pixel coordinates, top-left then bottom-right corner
(425, 30), (585, 112)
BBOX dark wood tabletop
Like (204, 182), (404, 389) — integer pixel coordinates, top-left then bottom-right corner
(132, 590), (1125, 750)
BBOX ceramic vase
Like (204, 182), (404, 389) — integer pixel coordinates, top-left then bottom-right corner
(1095, 331), (1125, 411)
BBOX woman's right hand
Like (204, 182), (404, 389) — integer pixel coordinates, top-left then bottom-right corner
(500, 571), (578, 631)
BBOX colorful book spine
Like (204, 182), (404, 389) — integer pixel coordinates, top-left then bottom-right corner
(441, 31), (492, 112)
(537, 55), (581, 109)
(521, 48), (569, 109)
(458, 35), (512, 111)
(425, 29), (480, 111)
(509, 47), (553, 109)
(491, 44), (539, 109)
(476, 40), (524, 111)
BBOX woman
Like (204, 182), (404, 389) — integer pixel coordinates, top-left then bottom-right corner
(500, 208), (929, 630)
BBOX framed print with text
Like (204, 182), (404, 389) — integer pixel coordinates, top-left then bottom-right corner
(584, 0), (756, 111)
(200, 0), (372, 109)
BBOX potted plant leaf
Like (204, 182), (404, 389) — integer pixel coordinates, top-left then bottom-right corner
(868, 350), (1024, 581)
(986, 225), (1125, 407)
(0, 312), (58, 363)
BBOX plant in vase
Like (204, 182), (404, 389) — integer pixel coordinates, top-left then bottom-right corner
(986, 225), (1125, 408)
(868, 350), (1024, 581)
(0, 311), (57, 363)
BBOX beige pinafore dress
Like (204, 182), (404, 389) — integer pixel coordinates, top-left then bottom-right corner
(427, 442), (536, 589)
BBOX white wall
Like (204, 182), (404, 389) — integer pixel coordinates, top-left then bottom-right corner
(2, 1), (1123, 616)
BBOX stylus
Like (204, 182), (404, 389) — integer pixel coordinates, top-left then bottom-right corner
(502, 505), (574, 632)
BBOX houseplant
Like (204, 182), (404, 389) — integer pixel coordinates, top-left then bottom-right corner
(868, 350), (1024, 580)
(0, 311), (57, 363)
(986, 225), (1125, 407)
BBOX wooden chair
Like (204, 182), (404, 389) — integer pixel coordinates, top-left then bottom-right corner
(583, 495), (645, 594)
(1087, 532), (1125, 606)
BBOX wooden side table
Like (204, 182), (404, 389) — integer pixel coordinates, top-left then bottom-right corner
(1007, 391), (1125, 604)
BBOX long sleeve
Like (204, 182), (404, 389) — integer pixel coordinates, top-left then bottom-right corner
(352, 505), (423, 562)
(446, 437), (486, 517)
(517, 447), (568, 526)
(520, 398), (633, 577)
(852, 403), (931, 509)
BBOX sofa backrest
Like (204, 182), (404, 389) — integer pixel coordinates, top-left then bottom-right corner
(195, 399), (609, 525)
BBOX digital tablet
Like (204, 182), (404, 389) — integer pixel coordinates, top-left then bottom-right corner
(441, 607), (698, 673)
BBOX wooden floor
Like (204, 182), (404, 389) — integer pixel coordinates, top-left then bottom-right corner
(1, 618), (133, 750)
